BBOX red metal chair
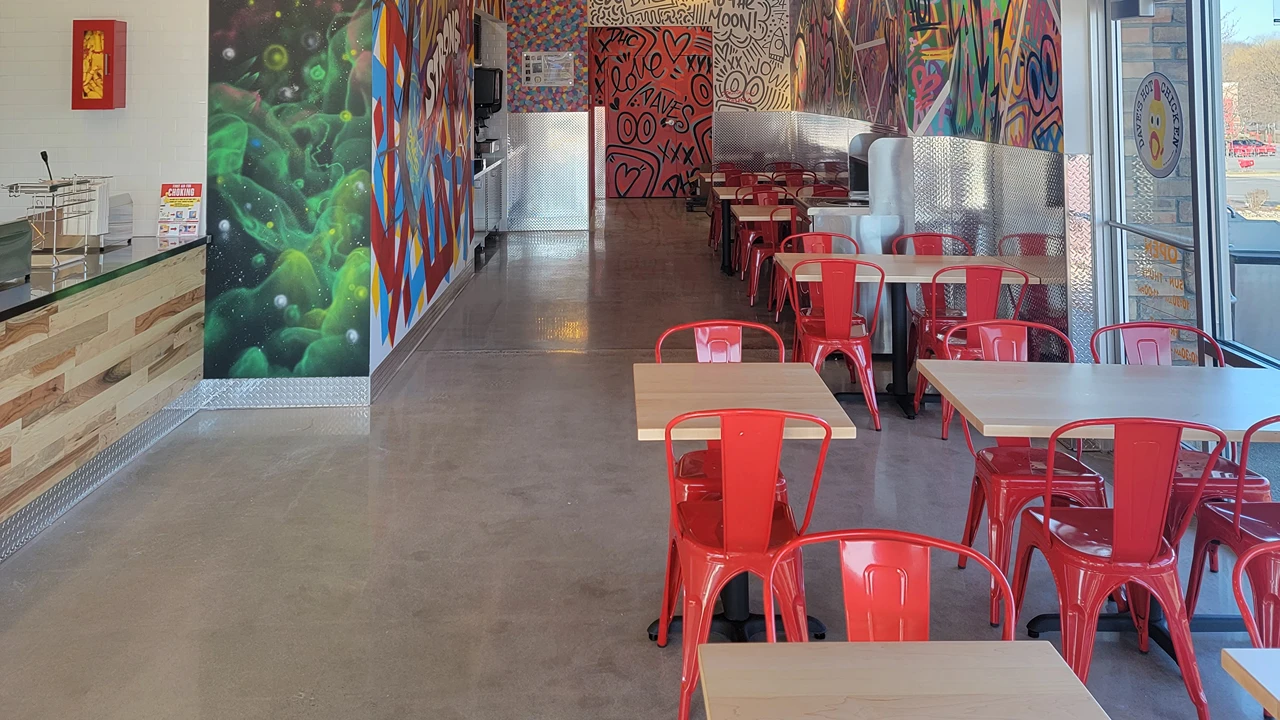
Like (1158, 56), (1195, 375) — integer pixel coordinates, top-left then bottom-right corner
(1010, 418), (1229, 720)
(912, 264), (1030, 438)
(1233, 538), (1280, 649)
(658, 409), (832, 720)
(997, 233), (1058, 256)
(735, 190), (796, 276)
(1091, 322), (1269, 572)
(891, 233), (975, 386)
(789, 258), (885, 430)
(1185, 415), (1280, 647)
(764, 529), (1017, 642)
(765, 161), (805, 172)
(950, 320), (1106, 626)
(770, 232), (860, 322)
(654, 321), (789, 506)
(713, 161), (740, 171)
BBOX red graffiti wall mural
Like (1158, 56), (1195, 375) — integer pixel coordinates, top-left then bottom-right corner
(590, 27), (714, 197)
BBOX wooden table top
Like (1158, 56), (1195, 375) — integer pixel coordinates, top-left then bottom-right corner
(1224, 648), (1280, 717)
(916, 360), (1280, 442)
(711, 186), (809, 202)
(632, 363), (857, 441)
(698, 641), (1111, 720)
(774, 253), (1050, 285)
(701, 171), (845, 184)
(732, 204), (801, 222)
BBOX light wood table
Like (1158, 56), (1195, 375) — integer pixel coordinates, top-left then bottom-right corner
(917, 358), (1280, 656)
(774, 253), (1049, 284)
(711, 185), (808, 202)
(700, 171), (845, 185)
(632, 362), (856, 441)
(699, 641), (1111, 719)
(731, 204), (801, 223)
(773, 253), (1047, 420)
(915, 360), (1280, 442)
(1224, 648), (1280, 716)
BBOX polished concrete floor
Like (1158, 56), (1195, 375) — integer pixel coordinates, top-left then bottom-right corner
(0, 200), (1266, 719)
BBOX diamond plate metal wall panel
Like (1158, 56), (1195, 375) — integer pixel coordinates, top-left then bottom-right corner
(912, 136), (1072, 361)
(792, 112), (875, 170)
(200, 377), (371, 408)
(1065, 153), (1097, 362)
(507, 112), (590, 231)
(0, 384), (212, 561)
(711, 111), (793, 171)
(593, 106), (606, 200)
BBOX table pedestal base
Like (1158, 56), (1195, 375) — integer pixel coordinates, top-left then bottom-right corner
(646, 572), (827, 644)
(1026, 608), (1245, 666)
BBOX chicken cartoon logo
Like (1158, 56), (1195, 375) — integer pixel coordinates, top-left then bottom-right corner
(1135, 72), (1182, 179)
(1147, 79), (1168, 172)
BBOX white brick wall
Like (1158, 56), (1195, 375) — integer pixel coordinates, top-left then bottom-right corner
(0, 0), (208, 237)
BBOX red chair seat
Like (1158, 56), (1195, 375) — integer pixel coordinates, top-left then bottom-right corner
(1176, 449), (1268, 486)
(1026, 506), (1176, 562)
(674, 450), (787, 502)
(1202, 501), (1280, 542)
(797, 313), (867, 336)
(676, 500), (798, 550)
(977, 447), (1100, 481)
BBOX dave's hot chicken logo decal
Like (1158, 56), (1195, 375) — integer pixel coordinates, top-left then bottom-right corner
(1133, 72), (1183, 179)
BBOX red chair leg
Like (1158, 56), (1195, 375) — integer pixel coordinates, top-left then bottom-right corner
(677, 559), (729, 720)
(657, 539), (682, 648)
(845, 343), (881, 431)
(941, 398), (955, 440)
(1142, 572), (1211, 720)
(1184, 530), (1215, 619)
(1127, 582), (1152, 653)
(957, 476), (984, 569)
(770, 551), (809, 642)
(748, 252), (771, 306)
(1011, 532), (1039, 619)
(913, 353), (932, 413)
(1209, 544), (1220, 573)
(1245, 552), (1280, 648)
(1055, 563), (1113, 682)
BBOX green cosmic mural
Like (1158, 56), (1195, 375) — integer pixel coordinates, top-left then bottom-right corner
(206, 0), (373, 378)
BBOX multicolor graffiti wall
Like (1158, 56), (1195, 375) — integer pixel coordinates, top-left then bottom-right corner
(206, 0), (374, 379)
(508, 0), (590, 111)
(791, 0), (1062, 152)
(588, 0), (791, 111)
(371, 0), (476, 369)
(591, 27), (714, 196)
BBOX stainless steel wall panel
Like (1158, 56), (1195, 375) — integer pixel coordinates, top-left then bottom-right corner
(791, 112), (874, 170)
(1065, 153), (1098, 360)
(200, 377), (371, 408)
(711, 111), (793, 171)
(507, 112), (590, 231)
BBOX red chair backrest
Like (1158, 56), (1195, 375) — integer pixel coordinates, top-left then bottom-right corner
(1225, 415), (1280, 536)
(891, 233), (975, 256)
(750, 190), (782, 206)
(1233, 538), (1280, 647)
(792, 258), (885, 340)
(723, 168), (745, 187)
(997, 233), (1057, 256)
(1042, 418), (1229, 562)
(713, 162), (739, 171)
(928, 264), (1029, 325)
(784, 232), (859, 254)
(655, 320), (786, 363)
(765, 161), (804, 172)
(665, 409), (832, 553)
(942, 320), (1074, 456)
(763, 529), (1016, 642)
(740, 172), (771, 186)
(807, 184), (847, 198)
(779, 170), (819, 186)
(1090, 321), (1226, 367)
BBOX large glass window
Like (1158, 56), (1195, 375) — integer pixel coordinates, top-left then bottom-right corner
(1112, 0), (1203, 362)
(1211, 0), (1280, 361)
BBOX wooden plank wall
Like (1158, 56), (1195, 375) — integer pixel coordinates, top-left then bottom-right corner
(0, 247), (205, 522)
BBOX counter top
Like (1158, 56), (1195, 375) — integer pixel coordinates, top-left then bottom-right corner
(0, 235), (207, 324)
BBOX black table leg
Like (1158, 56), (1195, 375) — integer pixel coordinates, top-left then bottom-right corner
(647, 572), (827, 643)
(886, 282), (915, 419)
(1026, 605), (1246, 666)
(720, 199), (734, 276)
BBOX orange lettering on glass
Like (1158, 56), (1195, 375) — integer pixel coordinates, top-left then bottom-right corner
(81, 30), (105, 100)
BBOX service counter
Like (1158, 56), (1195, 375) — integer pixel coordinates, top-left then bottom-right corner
(0, 236), (206, 522)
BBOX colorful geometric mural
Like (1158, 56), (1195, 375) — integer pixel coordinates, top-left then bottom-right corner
(371, 0), (475, 369)
(590, 27), (714, 197)
(206, 0), (373, 379)
(508, 0), (590, 112)
(791, 0), (1062, 152)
